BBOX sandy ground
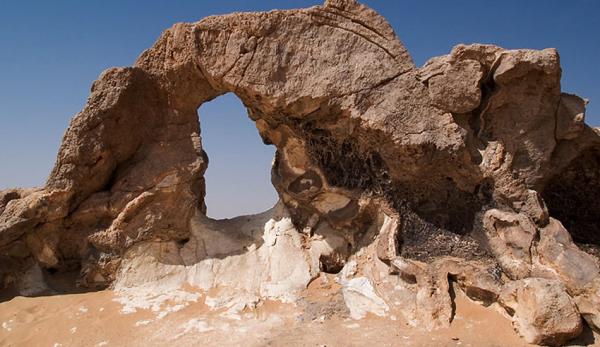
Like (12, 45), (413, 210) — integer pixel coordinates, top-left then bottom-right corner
(1, 274), (598, 347)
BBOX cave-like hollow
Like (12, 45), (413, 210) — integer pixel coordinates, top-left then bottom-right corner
(542, 148), (600, 245)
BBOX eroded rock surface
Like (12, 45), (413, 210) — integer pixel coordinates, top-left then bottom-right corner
(1, 0), (599, 345)
(499, 278), (583, 346)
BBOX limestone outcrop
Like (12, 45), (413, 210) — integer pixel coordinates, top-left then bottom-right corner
(1, 0), (599, 345)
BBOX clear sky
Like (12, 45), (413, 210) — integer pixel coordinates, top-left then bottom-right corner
(1, 0), (598, 218)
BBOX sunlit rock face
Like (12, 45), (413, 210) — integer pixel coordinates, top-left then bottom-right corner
(1, 0), (599, 344)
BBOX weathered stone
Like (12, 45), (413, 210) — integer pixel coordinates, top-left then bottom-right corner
(574, 278), (600, 333)
(114, 203), (316, 303)
(375, 214), (400, 263)
(556, 93), (586, 140)
(499, 278), (582, 346)
(534, 218), (600, 295)
(419, 53), (484, 114)
(391, 257), (502, 330)
(340, 276), (389, 320)
(391, 257), (454, 330)
(482, 209), (537, 279)
(0, 1), (599, 345)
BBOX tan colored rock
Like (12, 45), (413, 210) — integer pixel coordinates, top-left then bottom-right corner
(375, 214), (400, 263)
(531, 219), (600, 333)
(391, 257), (453, 330)
(482, 209), (537, 279)
(556, 93), (586, 140)
(418, 48), (485, 114)
(574, 278), (600, 333)
(534, 218), (600, 294)
(391, 257), (502, 330)
(499, 278), (582, 346)
(0, 1), (599, 345)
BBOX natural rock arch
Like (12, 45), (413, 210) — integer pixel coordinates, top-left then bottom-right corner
(11, 0), (469, 275)
(1, 0), (600, 345)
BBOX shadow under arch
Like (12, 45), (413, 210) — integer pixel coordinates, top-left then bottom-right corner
(542, 148), (600, 245)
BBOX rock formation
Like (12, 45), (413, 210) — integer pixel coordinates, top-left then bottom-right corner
(1, 0), (599, 345)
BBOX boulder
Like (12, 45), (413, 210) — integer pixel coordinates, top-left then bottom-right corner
(482, 209), (537, 279)
(534, 218), (600, 294)
(499, 278), (582, 346)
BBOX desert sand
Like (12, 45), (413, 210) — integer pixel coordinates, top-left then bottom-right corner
(6, 274), (590, 347)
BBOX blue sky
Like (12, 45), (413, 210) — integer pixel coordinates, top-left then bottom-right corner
(1, 1), (598, 218)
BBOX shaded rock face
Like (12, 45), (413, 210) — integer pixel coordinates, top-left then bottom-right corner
(542, 148), (600, 245)
(1, 0), (600, 344)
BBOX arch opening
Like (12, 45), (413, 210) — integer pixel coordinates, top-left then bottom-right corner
(198, 93), (278, 219)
